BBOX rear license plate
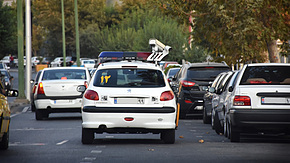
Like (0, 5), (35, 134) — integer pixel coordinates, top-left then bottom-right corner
(114, 98), (144, 104)
(261, 97), (290, 104)
(54, 100), (73, 104)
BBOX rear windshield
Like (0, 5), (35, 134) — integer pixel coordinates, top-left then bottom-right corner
(187, 67), (229, 80)
(94, 68), (165, 87)
(42, 69), (86, 80)
(240, 66), (290, 85)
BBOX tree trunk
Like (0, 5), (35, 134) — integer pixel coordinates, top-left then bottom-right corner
(267, 40), (280, 63)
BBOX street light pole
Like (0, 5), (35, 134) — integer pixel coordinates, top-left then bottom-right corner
(25, 0), (32, 101)
(61, 0), (66, 67)
(17, 0), (25, 99)
(74, 0), (80, 67)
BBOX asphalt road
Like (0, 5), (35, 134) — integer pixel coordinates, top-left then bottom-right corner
(3, 68), (290, 163)
(1, 109), (290, 163)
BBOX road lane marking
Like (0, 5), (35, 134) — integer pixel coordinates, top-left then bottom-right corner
(22, 106), (29, 112)
(82, 157), (96, 161)
(91, 150), (102, 154)
(9, 142), (46, 146)
(56, 140), (69, 145)
(11, 113), (21, 118)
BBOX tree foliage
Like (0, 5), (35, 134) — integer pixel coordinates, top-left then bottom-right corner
(154, 0), (290, 64)
(32, 0), (108, 57)
(0, 1), (17, 58)
(79, 2), (206, 63)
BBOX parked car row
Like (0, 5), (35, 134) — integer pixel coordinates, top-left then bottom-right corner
(201, 63), (290, 142)
(170, 62), (230, 119)
(27, 48), (290, 144)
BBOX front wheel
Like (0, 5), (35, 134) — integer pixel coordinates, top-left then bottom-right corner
(82, 128), (94, 144)
(214, 110), (223, 135)
(203, 105), (211, 124)
(161, 130), (175, 144)
(0, 127), (9, 150)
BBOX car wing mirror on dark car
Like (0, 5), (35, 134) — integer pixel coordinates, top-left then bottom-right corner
(8, 89), (18, 97)
(77, 85), (86, 93)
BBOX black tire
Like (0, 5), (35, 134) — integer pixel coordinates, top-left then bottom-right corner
(224, 118), (228, 138)
(35, 109), (48, 120)
(229, 122), (240, 142)
(161, 130), (175, 144)
(203, 106), (211, 124)
(214, 110), (223, 135)
(82, 128), (94, 144)
(0, 127), (9, 150)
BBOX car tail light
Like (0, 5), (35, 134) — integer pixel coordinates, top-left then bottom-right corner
(185, 100), (192, 103)
(32, 85), (36, 94)
(37, 82), (45, 94)
(84, 90), (99, 101)
(181, 80), (195, 87)
(84, 81), (88, 88)
(233, 96), (251, 106)
(160, 91), (174, 101)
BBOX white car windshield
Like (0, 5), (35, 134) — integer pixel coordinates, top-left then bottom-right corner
(93, 68), (165, 87)
(42, 69), (86, 80)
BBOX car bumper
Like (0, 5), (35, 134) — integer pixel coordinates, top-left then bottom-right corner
(82, 112), (176, 130)
(229, 109), (290, 131)
(35, 98), (82, 110)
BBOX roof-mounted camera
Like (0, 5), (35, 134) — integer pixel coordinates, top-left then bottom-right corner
(147, 39), (172, 62)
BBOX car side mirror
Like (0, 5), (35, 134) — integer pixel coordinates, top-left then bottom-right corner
(30, 79), (35, 84)
(77, 85), (86, 93)
(7, 89), (18, 97)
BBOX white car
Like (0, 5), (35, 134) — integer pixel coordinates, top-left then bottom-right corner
(31, 56), (42, 66)
(0, 62), (10, 71)
(80, 60), (177, 144)
(33, 67), (91, 120)
(50, 57), (63, 67)
(224, 63), (290, 142)
(81, 59), (95, 68)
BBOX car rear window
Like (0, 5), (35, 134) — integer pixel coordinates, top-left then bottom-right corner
(42, 69), (87, 80)
(187, 67), (229, 80)
(94, 68), (165, 87)
(240, 66), (290, 85)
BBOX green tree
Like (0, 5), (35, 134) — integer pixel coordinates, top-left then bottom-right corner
(0, 1), (17, 58)
(32, 0), (107, 57)
(155, 0), (290, 64)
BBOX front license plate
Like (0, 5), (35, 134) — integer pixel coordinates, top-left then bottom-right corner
(114, 98), (144, 104)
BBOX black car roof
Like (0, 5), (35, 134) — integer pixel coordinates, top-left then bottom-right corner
(187, 62), (229, 68)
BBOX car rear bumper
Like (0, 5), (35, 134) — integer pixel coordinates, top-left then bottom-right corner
(229, 109), (290, 132)
(35, 98), (82, 110)
(82, 112), (176, 130)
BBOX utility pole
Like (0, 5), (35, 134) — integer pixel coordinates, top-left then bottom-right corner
(17, 0), (25, 98)
(74, 0), (80, 67)
(61, 0), (66, 66)
(25, 0), (32, 101)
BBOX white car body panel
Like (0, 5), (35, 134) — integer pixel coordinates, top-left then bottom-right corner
(82, 61), (177, 130)
(34, 67), (90, 110)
